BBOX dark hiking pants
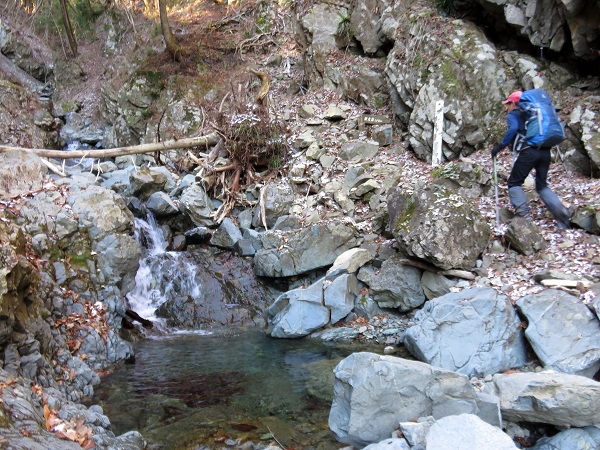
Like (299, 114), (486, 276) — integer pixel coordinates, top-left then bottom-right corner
(507, 147), (570, 227)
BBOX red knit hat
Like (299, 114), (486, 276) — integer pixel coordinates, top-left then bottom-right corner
(502, 91), (522, 104)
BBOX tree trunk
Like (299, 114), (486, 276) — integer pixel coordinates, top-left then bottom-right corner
(0, 53), (45, 93)
(59, 0), (78, 57)
(0, 133), (219, 159)
(158, 0), (182, 61)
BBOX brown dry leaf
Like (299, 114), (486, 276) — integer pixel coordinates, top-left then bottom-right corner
(73, 417), (93, 442)
(43, 404), (51, 421)
(20, 429), (30, 437)
(81, 438), (96, 449)
(30, 383), (43, 397)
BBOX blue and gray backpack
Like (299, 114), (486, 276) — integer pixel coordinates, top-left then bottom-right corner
(518, 89), (565, 148)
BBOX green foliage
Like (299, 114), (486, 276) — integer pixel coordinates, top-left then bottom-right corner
(336, 11), (352, 42)
(436, 0), (456, 15)
(432, 163), (460, 180)
(255, 0), (273, 33)
(31, 0), (106, 41)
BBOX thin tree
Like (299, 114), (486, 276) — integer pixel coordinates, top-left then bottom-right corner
(59, 0), (77, 57)
(158, 0), (181, 61)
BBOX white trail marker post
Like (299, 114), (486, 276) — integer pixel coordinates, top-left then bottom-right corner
(432, 100), (444, 166)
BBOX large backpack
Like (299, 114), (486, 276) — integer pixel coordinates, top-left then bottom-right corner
(518, 89), (565, 148)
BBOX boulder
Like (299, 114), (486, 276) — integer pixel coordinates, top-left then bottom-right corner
(420, 271), (456, 300)
(210, 218), (243, 250)
(350, 0), (391, 54)
(516, 289), (600, 377)
(0, 151), (47, 200)
(425, 414), (517, 450)
(254, 221), (360, 277)
(386, 13), (507, 160)
(530, 426), (600, 450)
(146, 191), (178, 217)
(431, 161), (493, 198)
(324, 274), (359, 324)
(327, 248), (373, 276)
(571, 206), (600, 235)
(267, 273), (360, 337)
(328, 352), (498, 448)
(178, 183), (216, 227)
(68, 184), (135, 238)
(388, 184), (490, 270)
(299, 3), (346, 88)
(357, 254), (425, 311)
(254, 179), (295, 228)
(505, 217), (548, 256)
(404, 287), (528, 377)
(268, 300), (330, 338)
(568, 102), (600, 176)
(493, 371), (600, 427)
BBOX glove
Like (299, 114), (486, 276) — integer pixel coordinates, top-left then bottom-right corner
(491, 144), (503, 159)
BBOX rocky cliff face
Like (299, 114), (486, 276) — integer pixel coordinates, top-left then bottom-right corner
(471, 0), (600, 62)
(298, 0), (599, 174)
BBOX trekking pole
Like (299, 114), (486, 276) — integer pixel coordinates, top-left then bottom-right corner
(493, 156), (500, 229)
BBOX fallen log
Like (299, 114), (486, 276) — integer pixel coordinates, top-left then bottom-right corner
(0, 133), (219, 159)
(0, 53), (45, 93)
(540, 279), (591, 288)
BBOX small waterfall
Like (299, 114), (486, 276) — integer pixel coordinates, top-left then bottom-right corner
(126, 213), (203, 332)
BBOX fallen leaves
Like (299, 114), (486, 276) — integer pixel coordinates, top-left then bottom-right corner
(54, 293), (110, 355)
(44, 404), (95, 449)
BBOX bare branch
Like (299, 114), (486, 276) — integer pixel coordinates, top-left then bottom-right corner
(0, 133), (219, 159)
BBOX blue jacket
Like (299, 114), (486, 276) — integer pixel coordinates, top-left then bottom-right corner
(499, 109), (525, 149)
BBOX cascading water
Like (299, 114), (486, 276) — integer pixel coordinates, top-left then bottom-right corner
(126, 212), (203, 332)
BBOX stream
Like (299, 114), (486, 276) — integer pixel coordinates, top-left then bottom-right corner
(92, 214), (388, 449)
(93, 328), (383, 449)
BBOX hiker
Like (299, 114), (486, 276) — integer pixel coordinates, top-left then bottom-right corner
(490, 90), (571, 229)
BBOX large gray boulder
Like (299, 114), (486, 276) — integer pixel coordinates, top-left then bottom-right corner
(493, 371), (600, 427)
(254, 179), (295, 229)
(254, 221), (361, 277)
(267, 273), (359, 337)
(324, 274), (360, 323)
(128, 165), (175, 200)
(386, 9), (508, 160)
(388, 184), (490, 270)
(68, 184), (135, 241)
(178, 183), (216, 227)
(530, 426), (600, 450)
(569, 102), (600, 176)
(269, 300), (330, 338)
(425, 414), (518, 450)
(516, 289), (600, 377)
(298, 2), (347, 89)
(404, 287), (528, 377)
(328, 352), (499, 448)
(0, 151), (47, 201)
(66, 184), (140, 294)
(357, 254), (425, 311)
(209, 217), (242, 250)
